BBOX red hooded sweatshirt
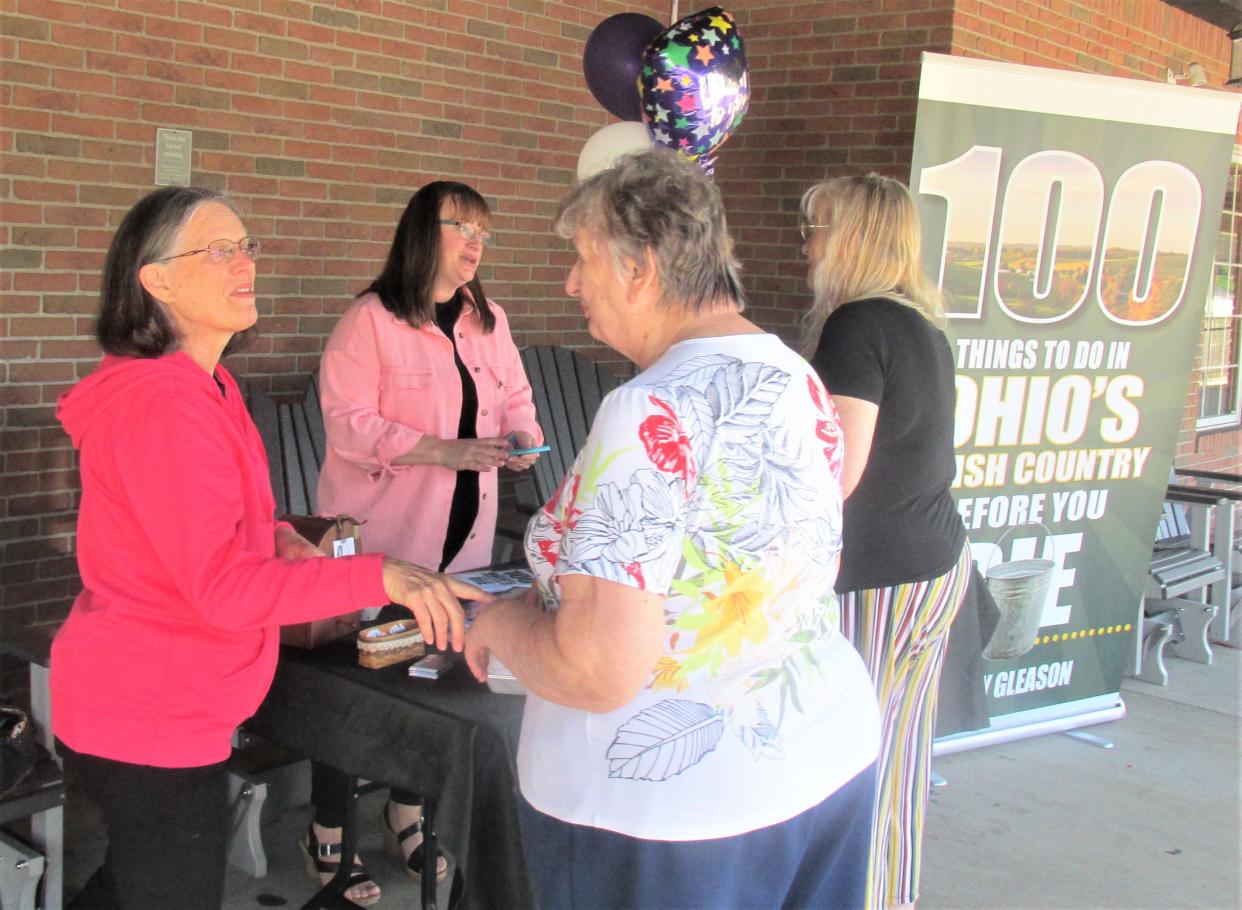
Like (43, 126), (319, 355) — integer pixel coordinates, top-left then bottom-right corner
(52, 352), (389, 767)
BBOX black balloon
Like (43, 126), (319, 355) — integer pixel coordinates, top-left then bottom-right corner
(583, 13), (665, 122)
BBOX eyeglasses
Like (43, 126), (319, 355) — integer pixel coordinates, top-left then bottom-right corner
(153, 237), (261, 264)
(798, 220), (830, 242)
(439, 219), (494, 247)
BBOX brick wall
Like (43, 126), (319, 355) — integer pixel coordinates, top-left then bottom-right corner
(716, 0), (957, 343)
(0, 0), (667, 640)
(3, 0), (1241, 648)
(720, 0), (1242, 477)
(950, 0), (1242, 510)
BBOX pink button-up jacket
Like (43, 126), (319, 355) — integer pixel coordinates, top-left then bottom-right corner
(317, 292), (542, 572)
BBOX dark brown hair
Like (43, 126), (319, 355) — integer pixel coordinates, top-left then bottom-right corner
(95, 186), (251, 358)
(362, 180), (495, 332)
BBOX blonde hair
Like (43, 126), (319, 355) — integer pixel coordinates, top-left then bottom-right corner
(800, 173), (943, 355)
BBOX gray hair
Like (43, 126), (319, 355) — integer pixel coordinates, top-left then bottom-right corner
(554, 148), (746, 313)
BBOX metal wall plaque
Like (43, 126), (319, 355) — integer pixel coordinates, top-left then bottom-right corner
(154, 128), (192, 186)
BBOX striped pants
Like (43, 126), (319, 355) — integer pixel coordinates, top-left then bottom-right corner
(840, 545), (971, 909)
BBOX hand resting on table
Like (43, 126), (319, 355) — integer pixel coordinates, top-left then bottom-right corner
(383, 558), (490, 653)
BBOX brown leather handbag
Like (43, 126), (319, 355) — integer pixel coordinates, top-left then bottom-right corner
(278, 515), (366, 649)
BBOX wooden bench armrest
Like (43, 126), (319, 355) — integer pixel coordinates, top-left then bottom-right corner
(0, 623), (55, 668)
(1165, 485), (1229, 506)
(1174, 467), (1242, 488)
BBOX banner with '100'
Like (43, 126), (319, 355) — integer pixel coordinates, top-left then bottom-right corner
(910, 53), (1240, 735)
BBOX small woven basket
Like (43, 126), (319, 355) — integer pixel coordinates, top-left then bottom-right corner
(356, 620), (426, 669)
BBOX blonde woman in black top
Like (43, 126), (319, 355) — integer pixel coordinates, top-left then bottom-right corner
(801, 174), (970, 910)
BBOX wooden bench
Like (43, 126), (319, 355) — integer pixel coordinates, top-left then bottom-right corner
(1133, 493), (1226, 685)
(1171, 468), (1241, 646)
(0, 626), (64, 910)
(496, 346), (622, 555)
(247, 376), (324, 517)
(518, 345), (622, 511)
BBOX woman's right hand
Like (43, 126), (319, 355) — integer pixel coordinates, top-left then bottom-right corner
(381, 558), (491, 651)
(431, 436), (511, 472)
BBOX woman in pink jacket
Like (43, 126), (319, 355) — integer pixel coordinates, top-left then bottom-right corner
(307, 181), (543, 903)
(52, 186), (484, 910)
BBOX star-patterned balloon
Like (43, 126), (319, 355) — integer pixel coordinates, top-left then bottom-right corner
(639, 7), (750, 166)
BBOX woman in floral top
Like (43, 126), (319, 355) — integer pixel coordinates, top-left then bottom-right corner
(465, 150), (881, 910)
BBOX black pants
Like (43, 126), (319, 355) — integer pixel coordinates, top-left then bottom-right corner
(59, 741), (229, 910)
(310, 761), (420, 828)
(310, 600), (427, 827)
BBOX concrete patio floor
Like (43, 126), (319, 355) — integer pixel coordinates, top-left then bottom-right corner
(919, 642), (1240, 910)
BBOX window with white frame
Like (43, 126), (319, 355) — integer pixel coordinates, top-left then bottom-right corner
(1197, 155), (1242, 429)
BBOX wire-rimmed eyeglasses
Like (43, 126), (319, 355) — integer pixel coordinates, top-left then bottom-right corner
(153, 237), (261, 264)
(439, 219), (494, 248)
(798, 219), (830, 242)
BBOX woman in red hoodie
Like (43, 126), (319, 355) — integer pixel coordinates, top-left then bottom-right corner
(52, 185), (487, 910)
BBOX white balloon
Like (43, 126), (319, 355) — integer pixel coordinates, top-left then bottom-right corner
(576, 121), (654, 181)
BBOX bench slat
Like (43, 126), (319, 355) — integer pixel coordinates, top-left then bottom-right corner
(247, 390), (287, 516)
(518, 345), (622, 514)
(290, 401), (320, 514)
(278, 403), (309, 515)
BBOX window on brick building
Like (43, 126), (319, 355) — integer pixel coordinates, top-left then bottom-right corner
(1197, 155), (1242, 429)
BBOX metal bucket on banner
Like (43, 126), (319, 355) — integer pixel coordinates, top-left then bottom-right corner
(982, 523), (1055, 660)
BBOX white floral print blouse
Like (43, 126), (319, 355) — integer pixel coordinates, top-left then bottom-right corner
(517, 334), (880, 841)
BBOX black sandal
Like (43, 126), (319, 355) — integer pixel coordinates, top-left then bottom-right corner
(301, 822), (382, 907)
(382, 801), (449, 883)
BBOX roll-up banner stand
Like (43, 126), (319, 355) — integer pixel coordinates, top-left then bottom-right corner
(910, 54), (1241, 752)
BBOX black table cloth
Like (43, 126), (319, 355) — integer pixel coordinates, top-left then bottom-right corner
(245, 639), (535, 910)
